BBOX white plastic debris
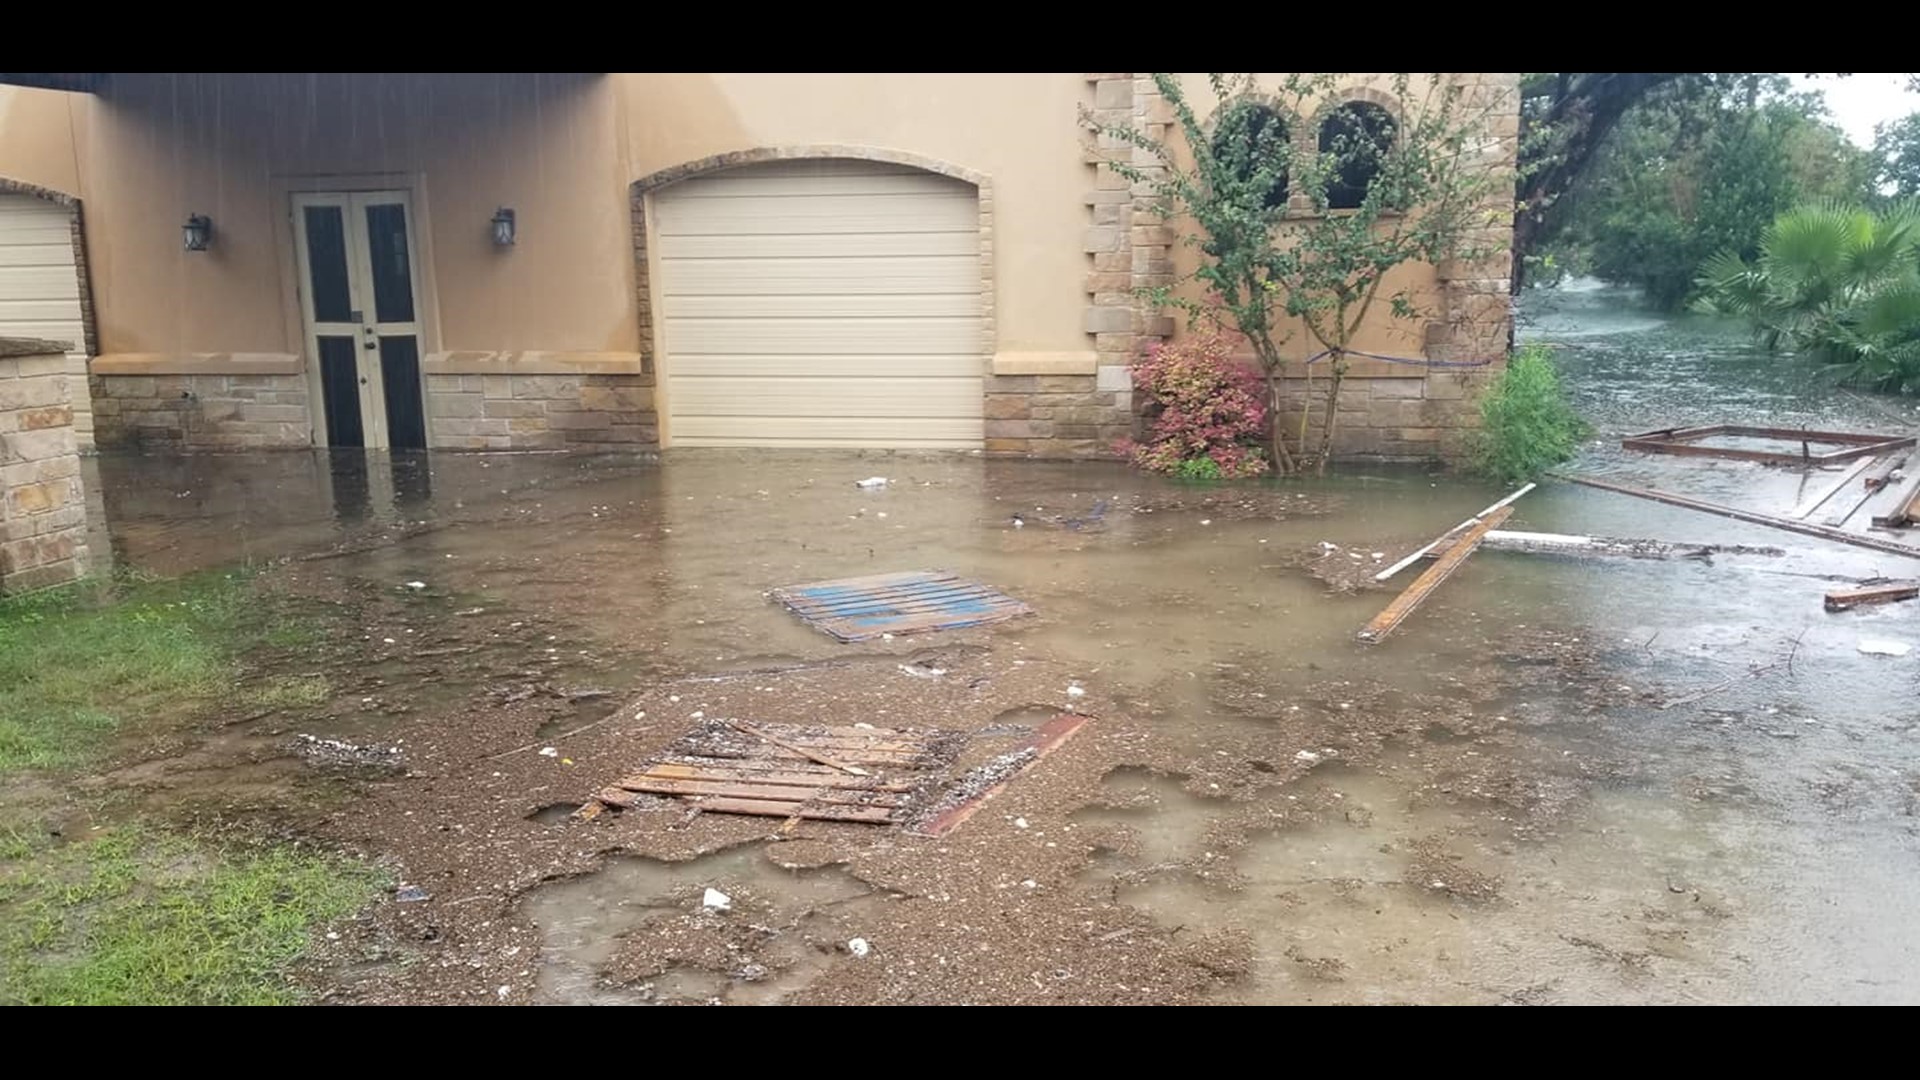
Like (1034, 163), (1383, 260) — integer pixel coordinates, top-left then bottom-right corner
(855, 477), (889, 489)
(1066, 684), (1086, 698)
(898, 663), (947, 679)
(1858, 638), (1912, 657)
(702, 888), (732, 911)
(404, 581), (426, 590)
(538, 746), (558, 758)
(848, 937), (872, 958)
(1294, 750), (1323, 765)
(1014, 817), (1030, 830)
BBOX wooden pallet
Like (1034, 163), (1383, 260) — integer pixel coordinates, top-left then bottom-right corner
(582, 721), (957, 824)
(1622, 424), (1913, 466)
(770, 570), (1033, 642)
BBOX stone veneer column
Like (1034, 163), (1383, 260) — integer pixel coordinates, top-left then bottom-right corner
(1, 337), (90, 591)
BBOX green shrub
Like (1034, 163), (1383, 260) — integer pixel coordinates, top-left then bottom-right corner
(1472, 345), (1589, 483)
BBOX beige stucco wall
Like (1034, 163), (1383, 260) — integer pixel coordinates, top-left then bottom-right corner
(0, 86), (81, 197)
(616, 72), (1091, 361)
(72, 73), (637, 363)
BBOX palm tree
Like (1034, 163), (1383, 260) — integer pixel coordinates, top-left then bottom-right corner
(1695, 200), (1920, 392)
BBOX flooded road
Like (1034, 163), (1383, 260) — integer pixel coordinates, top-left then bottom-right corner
(65, 282), (1920, 1004)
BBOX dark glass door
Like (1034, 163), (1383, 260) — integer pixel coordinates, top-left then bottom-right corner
(295, 192), (427, 449)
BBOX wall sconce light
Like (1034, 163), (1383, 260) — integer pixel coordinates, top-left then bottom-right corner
(491, 207), (516, 248)
(182, 213), (212, 252)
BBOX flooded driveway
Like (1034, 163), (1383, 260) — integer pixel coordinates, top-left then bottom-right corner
(61, 284), (1920, 1004)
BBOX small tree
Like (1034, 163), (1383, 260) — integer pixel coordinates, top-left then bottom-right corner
(1090, 73), (1512, 474)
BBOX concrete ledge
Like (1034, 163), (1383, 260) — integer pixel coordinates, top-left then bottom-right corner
(92, 353), (303, 376)
(423, 351), (646, 376)
(0, 336), (73, 358)
(991, 351), (1098, 376)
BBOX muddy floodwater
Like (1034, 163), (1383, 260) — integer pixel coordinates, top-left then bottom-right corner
(53, 282), (1920, 1004)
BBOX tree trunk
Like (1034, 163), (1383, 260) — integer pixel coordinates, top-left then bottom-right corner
(1314, 350), (1347, 475)
(1263, 368), (1296, 475)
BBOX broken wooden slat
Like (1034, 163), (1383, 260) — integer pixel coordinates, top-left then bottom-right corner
(913, 712), (1091, 838)
(1359, 507), (1512, 643)
(1790, 456), (1877, 518)
(1821, 455), (1906, 527)
(1871, 471), (1920, 528)
(728, 720), (868, 775)
(1373, 483), (1535, 582)
(1824, 583), (1920, 612)
(690, 797), (896, 823)
(1553, 473), (1920, 561)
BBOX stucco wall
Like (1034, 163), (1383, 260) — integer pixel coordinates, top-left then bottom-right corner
(0, 86), (81, 196)
(74, 73), (637, 363)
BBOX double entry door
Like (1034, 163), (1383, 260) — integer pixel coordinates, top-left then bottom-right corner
(293, 191), (428, 449)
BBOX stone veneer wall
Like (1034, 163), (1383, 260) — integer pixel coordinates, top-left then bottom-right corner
(424, 370), (656, 450)
(91, 372), (312, 450)
(1, 338), (89, 591)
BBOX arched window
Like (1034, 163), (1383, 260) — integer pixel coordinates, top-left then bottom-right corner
(1318, 102), (1395, 210)
(1210, 101), (1291, 211)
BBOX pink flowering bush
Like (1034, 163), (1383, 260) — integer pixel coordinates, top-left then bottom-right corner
(1118, 334), (1269, 479)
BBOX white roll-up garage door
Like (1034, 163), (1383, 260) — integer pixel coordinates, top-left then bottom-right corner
(653, 160), (983, 448)
(0, 194), (91, 446)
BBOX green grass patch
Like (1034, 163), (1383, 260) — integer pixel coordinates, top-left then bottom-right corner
(0, 826), (381, 1005)
(0, 572), (323, 775)
(1471, 344), (1591, 484)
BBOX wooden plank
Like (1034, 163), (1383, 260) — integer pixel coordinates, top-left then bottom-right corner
(692, 797), (896, 824)
(628, 762), (916, 791)
(1621, 424), (1913, 466)
(1358, 507), (1512, 643)
(1825, 583), (1920, 612)
(913, 713), (1092, 838)
(1553, 473), (1920, 561)
(1871, 471), (1920, 527)
(1373, 483), (1535, 581)
(1790, 457), (1875, 518)
(620, 776), (906, 807)
(1864, 455), (1908, 491)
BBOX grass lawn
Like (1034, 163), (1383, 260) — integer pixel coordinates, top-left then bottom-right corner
(0, 573), (380, 1005)
(0, 573), (325, 773)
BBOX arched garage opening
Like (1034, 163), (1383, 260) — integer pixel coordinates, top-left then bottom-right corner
(641, 154), (987, 448)
(0, 178), (94, 446)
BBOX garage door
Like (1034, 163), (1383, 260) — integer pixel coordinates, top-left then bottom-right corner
(654, 160), (983, 448)
(0, 194), (91, 447)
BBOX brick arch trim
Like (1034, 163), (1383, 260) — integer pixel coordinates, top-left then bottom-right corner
(0, 176), (96, 356)
(1308, 86), (1405, 132)
(628, 146), (995, 383)
(632, 145), (988, 191)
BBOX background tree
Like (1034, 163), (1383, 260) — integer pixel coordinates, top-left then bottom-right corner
(1527, 74), (1873, 308)
(1090, 73), (1509, 474)
(1874, 113), (1920, 198)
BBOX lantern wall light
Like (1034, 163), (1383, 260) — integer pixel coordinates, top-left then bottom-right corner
(491, 207), (516, 248)
(182, 213), (212, 252)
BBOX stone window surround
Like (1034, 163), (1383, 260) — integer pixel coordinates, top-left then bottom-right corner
(0, 176), (98, 356)
(1199, 85), (1408, 221)
(627, 145), (1010, 434)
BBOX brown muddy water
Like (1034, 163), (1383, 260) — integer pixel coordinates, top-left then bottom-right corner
(44, 284), (1920, 1004)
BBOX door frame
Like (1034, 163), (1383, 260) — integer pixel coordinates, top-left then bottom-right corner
(275, 174), (440, 448)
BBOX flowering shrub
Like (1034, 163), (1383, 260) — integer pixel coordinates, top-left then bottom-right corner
(1118, 334), (1270, 478)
